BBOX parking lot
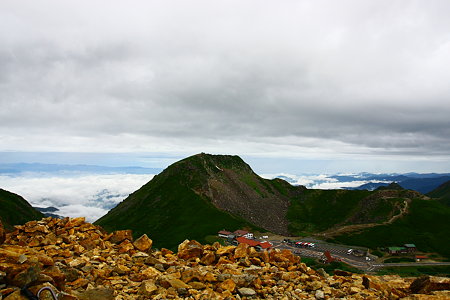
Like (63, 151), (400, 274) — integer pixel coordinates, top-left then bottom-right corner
(265, 238), (374, 270)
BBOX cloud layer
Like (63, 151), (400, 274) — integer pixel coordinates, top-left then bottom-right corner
(1, 1), (450, 168)
(0, 173), (153, 222)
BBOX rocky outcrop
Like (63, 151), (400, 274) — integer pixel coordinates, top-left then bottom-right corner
(0, 217), (449, 299)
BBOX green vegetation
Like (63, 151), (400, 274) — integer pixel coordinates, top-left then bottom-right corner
(301, 258), (362, 275)
(383, 257), (415, 263)
(204, 235), (225, 245)
(371, 250), (384, 258)
(376, 265), (450, 277)
(427, 180), (450, 206)
(0, 188), (44, 229)
(287, 189), (372, 233)
(330, 199), (450, 260)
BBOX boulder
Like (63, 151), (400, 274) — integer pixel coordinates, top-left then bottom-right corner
(410, 276), (450, 294)
(74, 287), (115, 300)
(139, 280), (158, 297)
(238, 287), (256, 296)
(133, 234), (152, 252)
(177, 240), (204, 260)
(108, 230), (133, 244)
(234, 243), (249, 259)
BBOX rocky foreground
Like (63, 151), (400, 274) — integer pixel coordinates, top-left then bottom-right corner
(0, 218), (449, 299)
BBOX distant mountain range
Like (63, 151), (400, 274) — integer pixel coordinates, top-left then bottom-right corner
(34, 206), (64, 219)
(275, 172), (450, 194)
(346, 174), (450, 194)
(0, 163), (161, 175)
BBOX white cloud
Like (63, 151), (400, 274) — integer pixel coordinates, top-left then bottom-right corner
(0, 173), (153, 222)
(261, 173), (390, 190)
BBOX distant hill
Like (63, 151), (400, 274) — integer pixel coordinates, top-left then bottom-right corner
(427, 180), (450, 206)
(349, 174), (450, 193)
(34, 206), (64, 219)
(375, 182), (404, 191)
(0, 188), (44, 229)
(399, 176), (450, 194)
(96, 153), (302, 249)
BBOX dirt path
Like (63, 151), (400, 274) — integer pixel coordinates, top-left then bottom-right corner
(316, 199), (410, 239)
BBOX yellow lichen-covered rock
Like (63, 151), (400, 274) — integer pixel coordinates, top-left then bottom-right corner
(177, 239), (204, 260)
(132, 234), (152, 252)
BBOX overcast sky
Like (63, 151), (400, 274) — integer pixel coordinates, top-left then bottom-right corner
(1, 0), (450, 173)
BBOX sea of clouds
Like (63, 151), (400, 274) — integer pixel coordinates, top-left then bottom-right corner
(260, 173), (388, 190)
(0, 173), (154, 222)
(1, 170), (391, 222)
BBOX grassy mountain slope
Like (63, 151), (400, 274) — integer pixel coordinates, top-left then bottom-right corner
(95, 153), (301, 249)
(0, 188), (44, 229)
(427, 180), (450, 206)
(329, 198), (450, 259)
(287, 189), (422, 235)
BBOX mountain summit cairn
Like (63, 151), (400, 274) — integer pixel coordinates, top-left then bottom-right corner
(0, 217), (449, 299)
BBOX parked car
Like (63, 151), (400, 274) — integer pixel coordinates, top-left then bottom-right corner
(347, 249), (353, 255)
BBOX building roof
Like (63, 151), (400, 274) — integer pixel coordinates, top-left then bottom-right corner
(415, 255), (428, 259)
(388, 247), (405, 251)
(258, 242), (272, 249)
(236, 236), (259, 247)
(218, 230), (232, 235)
(234, 230), (249, 236)
(404, 244), (416, 248)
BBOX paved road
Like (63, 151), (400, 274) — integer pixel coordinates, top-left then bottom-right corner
(268, 239), (450, 272)
(371, 262), (450, 268)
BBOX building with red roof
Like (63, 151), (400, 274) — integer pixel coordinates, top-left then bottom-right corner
(236, 236), (272, 251)
(217, 230), (232, 238)
(233, 230), (254, 239)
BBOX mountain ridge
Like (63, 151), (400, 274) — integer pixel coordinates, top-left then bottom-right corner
(0, 188), (44, 229)
(96, 153), (307, 248)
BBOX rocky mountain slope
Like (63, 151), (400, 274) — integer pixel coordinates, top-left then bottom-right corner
(96, 153), (302, 249)
(0, 188), (44, 229)
(1, 217), (449, 299)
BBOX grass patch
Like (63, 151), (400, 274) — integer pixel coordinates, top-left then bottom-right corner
(287, 189), (371, 234)
(301, 257), (362, 275)
(377, 265), (450, 277)
(371, 250), (384, 258)
(384, 257), (415, 263)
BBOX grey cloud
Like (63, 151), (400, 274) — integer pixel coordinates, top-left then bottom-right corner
(1, 0), (450, 163)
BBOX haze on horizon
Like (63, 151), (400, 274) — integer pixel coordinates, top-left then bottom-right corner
(1, 0), (450, 174)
